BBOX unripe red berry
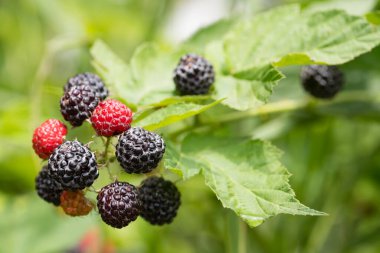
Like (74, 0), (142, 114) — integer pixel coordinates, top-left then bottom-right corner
(32, 119), (67, 159)
(90, 99), (133, 137)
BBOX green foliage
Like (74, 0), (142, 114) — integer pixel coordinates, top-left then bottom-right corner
(179, 134), (324, 227)
(3, 0), (380, 252)
(0, 194), (96, 253)
(215, 5), (380, 110)
(89, 4), (380, 230)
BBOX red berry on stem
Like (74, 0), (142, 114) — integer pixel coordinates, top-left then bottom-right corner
(32, 119), (67, 159)
(90, 99), (133, 137)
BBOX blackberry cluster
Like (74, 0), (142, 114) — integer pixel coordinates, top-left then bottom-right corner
(139, 177), (181, 225)
(60, 85), (99, 127)
(33, 57), (202, 229)
(115, 127), (165, 174)
(97, 181), (141, 228)
(173, 53), (215, 95)
(65, 72), (109, 101)
(35, 166), (63, 206)
(300, 65), (344, 99)
(48, 140), (98, 190)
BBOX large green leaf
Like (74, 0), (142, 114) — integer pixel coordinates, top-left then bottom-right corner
(180, 134), (325, 227)
(225, 5), (380, 74)
(133, 99), (223, 130)
(209, 5), (380, 110)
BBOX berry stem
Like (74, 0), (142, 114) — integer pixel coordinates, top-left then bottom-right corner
(103, 137), (111, 161)
(238, 220), (247, 253)
(203, 90), (380, 124)
(102, 137), (115, 181)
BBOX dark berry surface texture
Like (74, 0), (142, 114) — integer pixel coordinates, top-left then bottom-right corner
(139, 177), (181, 225)
(35, 166), (63, 206)
(91, 99), (133, 137)
(32, 119), (67, 159)
(48, 140), (98, 190)
(65, 72), (109, 101)
(60, 190), (94, 216)
(60, 85), (100, 127)
(116, 127), (165, 174)
(173, 53), (215, 95)
(97, 181), (141, 228)
(300, 65), (344, 99)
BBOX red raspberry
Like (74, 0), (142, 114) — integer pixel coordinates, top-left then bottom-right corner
(60, 190), (94, 216)
(90, 99), (133, 137)
(32, 119), (67, 159)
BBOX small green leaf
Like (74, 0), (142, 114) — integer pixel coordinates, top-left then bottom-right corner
(133, 99), (223, 130)
(181, 134), (325, 227)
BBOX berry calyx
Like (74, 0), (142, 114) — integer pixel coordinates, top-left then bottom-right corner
(300, 65), (344, 99)
(48, 140), (98, 190)
(65, 72), (109, 101)
(60, 190), (94, 216)
(60, 85), (99, 127)
(32, 119), (67, 159)
(35, 166), (63, 206)
(173, 53), (215, 95)
(90, 99), (133, 137)
(139, 177), (181, 225)
(97, 181), (141, 228)
(115, 127), (165, 174)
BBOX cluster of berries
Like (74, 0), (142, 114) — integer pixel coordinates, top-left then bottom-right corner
(32, 69), (189, 228)
(31, 48), (345, 228)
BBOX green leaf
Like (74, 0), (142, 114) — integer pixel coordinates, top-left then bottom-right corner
(91, 40), (184, 108)
(133, 99), (223, 130)
(181, 134), (325, 227)
(90, 40), (135, 108)
(129, 43), (179, 104)
(215, 5), (380, 110)
(225, 5), (380, 72)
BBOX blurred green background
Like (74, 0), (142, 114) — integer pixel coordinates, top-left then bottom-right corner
(1, 0), (380, 252)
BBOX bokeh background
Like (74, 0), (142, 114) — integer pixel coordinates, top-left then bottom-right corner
(1, 0), (380, 252)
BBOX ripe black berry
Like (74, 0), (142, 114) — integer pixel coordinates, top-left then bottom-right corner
(60, 85), (99, 127)
(115, 127), (165, 174)
(97, 181), (141, 228)
(139, 177), (181, 225)
(173, 53), (215, 95)
(35, 166), (63, 206)
(48, 140), (98, 190)
(300, 65), (344, 99)
(65, 72), (109, 101)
